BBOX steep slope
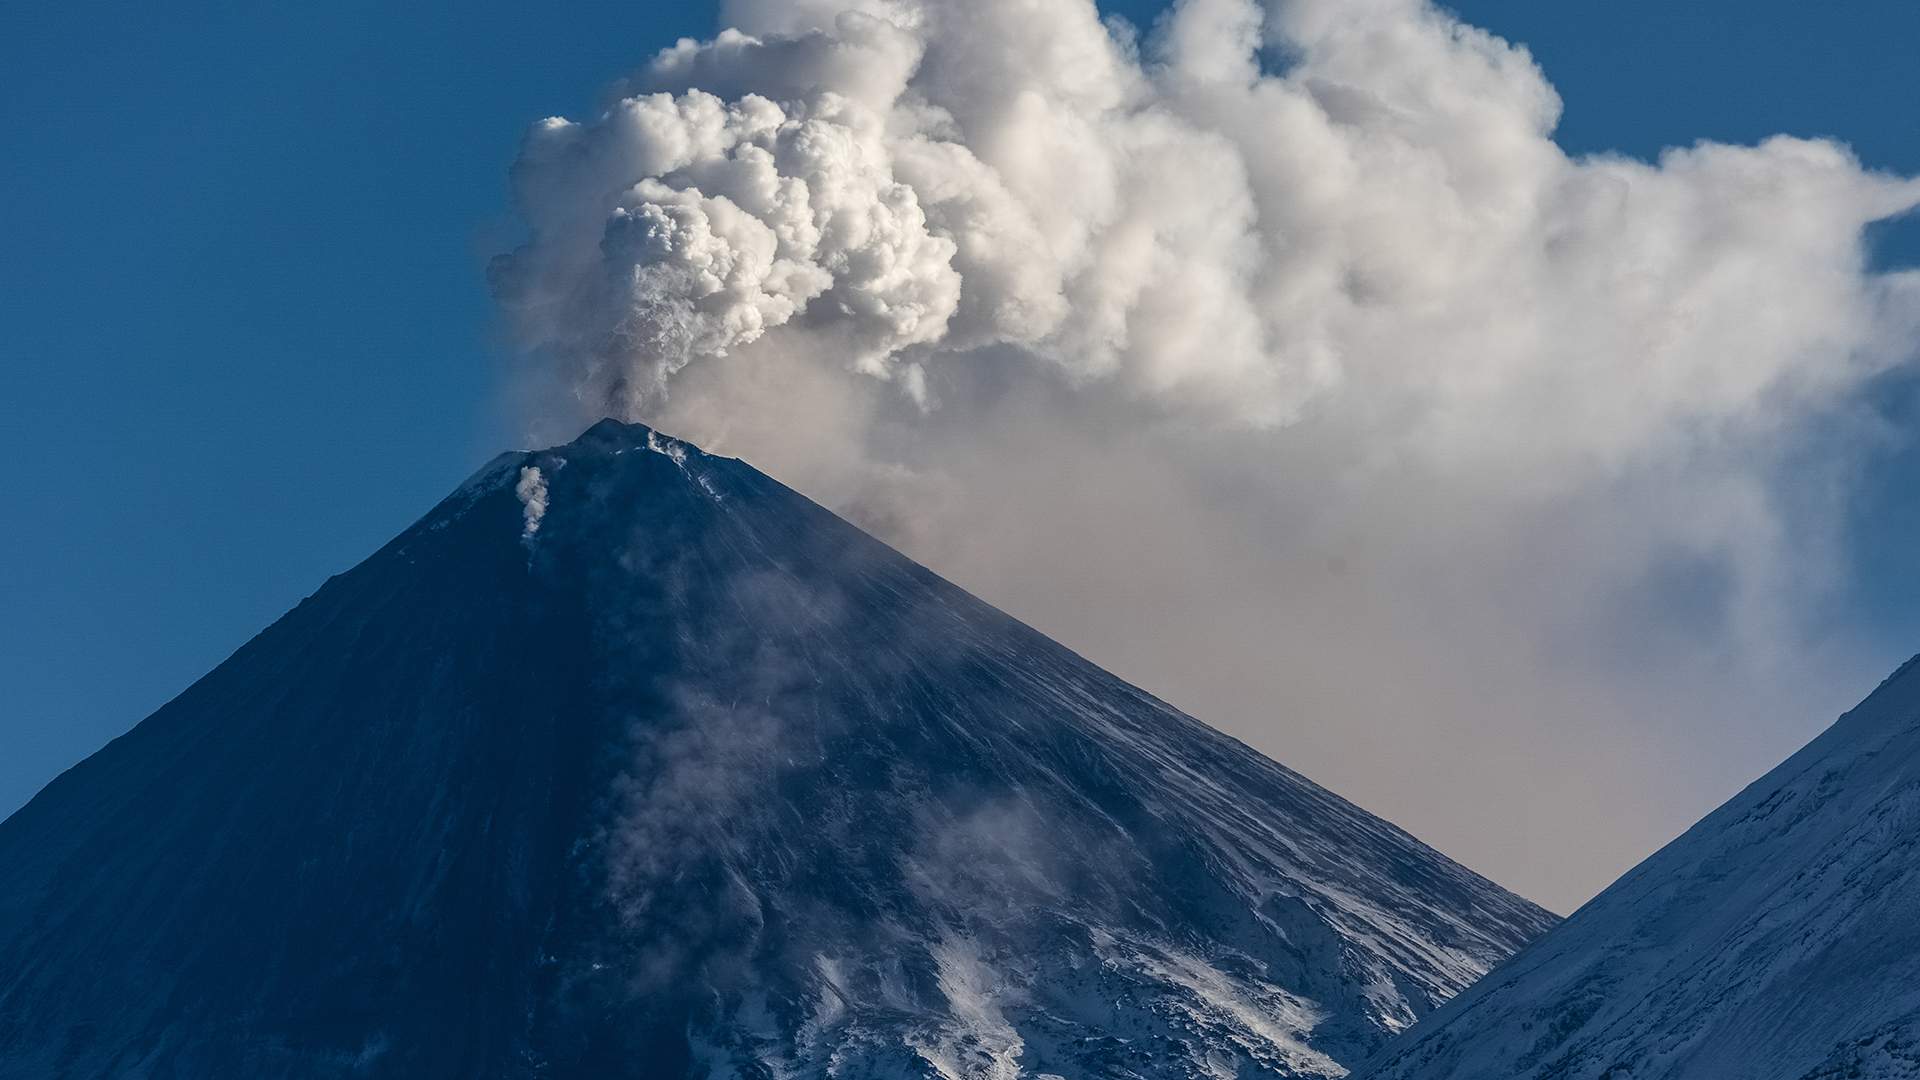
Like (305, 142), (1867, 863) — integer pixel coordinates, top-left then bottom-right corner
(0, 419), (1555, 1079)
(1363, 655), (1920, 1080)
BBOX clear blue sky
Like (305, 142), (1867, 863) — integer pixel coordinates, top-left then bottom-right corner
(3, 0), (1916, 819)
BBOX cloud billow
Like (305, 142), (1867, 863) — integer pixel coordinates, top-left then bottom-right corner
(494, 0), (1920, 911)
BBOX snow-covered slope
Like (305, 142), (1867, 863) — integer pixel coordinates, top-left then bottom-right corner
(0, 419), (1554, 1079)
(1363, 654), (1920, 1080)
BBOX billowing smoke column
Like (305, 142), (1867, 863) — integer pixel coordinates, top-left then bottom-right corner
(495, 0), (1919, 437)
(494, 0), (1920, 911)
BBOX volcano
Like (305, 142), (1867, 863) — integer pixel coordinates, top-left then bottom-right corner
(0, 419), (1554, 1079)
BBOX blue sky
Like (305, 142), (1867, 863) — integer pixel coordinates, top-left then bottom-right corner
(3, 0), (1916, 831)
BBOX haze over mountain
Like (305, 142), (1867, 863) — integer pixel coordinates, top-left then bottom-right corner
(1363, 653), (1920, 1080)
(491, 0), (1920, 913)
(0, 420), (1554, 1079)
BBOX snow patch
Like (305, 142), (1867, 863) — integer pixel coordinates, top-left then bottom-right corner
(645, 429), (688, 466)
(907, 938), (1027, 1080)
(646, 429), (723, 500)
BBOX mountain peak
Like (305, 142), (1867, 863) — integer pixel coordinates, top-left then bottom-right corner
(573, 415), (643, 443)
(566, 415), (663, 452)
(554, 416), (716, 463)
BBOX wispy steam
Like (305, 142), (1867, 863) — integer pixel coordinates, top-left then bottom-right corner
(496, 0), (1920, 909)
(515, 465), (550, 538)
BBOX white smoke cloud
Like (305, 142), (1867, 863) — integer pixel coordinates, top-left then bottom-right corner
(515, 465), (549, 538)
(495, 0), (1920, 910)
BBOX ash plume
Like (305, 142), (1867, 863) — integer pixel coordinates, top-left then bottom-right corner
(493, 0), (1920, 910)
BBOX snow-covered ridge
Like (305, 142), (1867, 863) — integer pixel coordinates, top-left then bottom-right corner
(1362, 654), (1920, 1080)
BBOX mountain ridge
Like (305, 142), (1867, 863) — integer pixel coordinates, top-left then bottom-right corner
(1361, 648), (1920, 1080)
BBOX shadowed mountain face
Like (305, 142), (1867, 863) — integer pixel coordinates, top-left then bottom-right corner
(0, 419), (1555, 1079)
(1362, 656), (1920, 1080)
